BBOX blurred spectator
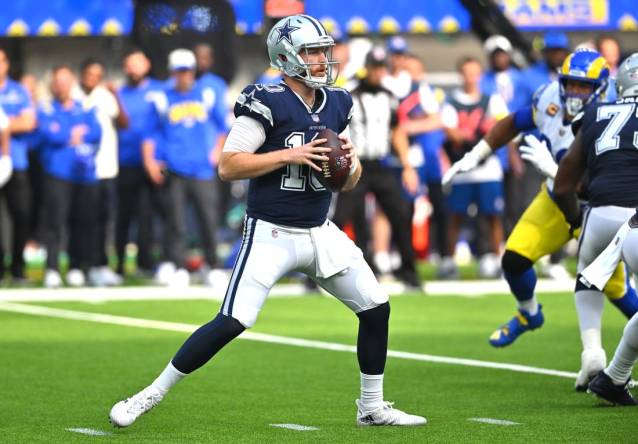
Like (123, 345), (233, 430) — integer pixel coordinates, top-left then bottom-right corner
(39, 66), (102, 288)
(524, 31), (570, 97)
(75, 58), (128, 286)
(593, 35), (621, 104)
(382, 36), (412, 99)
(481, 35), (528, 112)
(143, 49), (221, 287)
(0, 48), (36, 281)
(193, 43), (231, 228)
(441, 57), (508, 278)
(480, 35), (534, 238)
(596, 35), (622, 75)
(396, 54), (449, 267)
(20, 73), (45, 251)
(115, 49), (167, 276)
(330, 29), (352, 88)
(333, 46), (420, 289)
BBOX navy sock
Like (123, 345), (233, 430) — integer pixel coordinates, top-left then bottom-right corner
(356, 302), (390, 375)
(172, 313), (245, 374)
(504, 267), (537, 302)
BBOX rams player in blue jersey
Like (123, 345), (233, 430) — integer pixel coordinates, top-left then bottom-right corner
(110, 14), (426, 428)
(443, 49), (638, 389)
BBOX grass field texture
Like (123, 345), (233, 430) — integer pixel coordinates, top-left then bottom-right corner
(1, 290), (637, 443)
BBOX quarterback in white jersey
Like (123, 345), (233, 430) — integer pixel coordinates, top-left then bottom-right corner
(443, 48), (638, 389)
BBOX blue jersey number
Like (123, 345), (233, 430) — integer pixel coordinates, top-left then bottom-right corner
(280, 132), (326, 192)
(595, 103), (638, 155)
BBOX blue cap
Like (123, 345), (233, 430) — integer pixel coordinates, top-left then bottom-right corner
(386, 35), (407, 54)
(543, 31), (570, 50)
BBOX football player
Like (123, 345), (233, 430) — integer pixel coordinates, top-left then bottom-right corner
(109, 14), (426, 427)
(442, 49), (638, 388)
(554, 53), (638, 404)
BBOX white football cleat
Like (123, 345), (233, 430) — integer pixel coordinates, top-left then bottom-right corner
(575, 347), (607, 391)
(109, 387), (164, 428)
(66, 269), (86, 287)
(356, 400), (427, 426)
(44, 269), (63, 289)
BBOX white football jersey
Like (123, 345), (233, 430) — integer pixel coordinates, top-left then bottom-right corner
(532, 81), (573, 191)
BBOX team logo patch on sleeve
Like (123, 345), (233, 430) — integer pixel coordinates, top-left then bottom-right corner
(237, 90), (274, 126)
(546, 103), (559, 116)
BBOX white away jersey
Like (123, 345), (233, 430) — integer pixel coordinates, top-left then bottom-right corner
(531, 81), (574, 191)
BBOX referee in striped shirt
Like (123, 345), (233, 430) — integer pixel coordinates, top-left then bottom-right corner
(333, 47), (421, 289)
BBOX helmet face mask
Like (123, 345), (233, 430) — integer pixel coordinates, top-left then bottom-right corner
(558, 49), (610, 117)
(267, 15), (339, 89)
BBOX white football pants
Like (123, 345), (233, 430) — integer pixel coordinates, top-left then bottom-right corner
(221, 217), (389, 328)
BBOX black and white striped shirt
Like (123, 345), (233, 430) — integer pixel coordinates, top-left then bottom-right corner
(349, 81), (398, 160)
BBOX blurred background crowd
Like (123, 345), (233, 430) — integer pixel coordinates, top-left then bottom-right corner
(0, 0), (636, 288)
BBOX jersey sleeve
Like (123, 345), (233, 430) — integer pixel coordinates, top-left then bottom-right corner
(513, 107), (535, 132)
(234, 84), (277, 132)
(530, 82), (553, 128)
(339, 91), (354, 133)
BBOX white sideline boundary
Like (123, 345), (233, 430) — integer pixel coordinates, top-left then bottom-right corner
(0, 278), (574, 303)
(0, 301), (577, 380)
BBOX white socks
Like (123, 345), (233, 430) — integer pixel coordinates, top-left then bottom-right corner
(151, 361), (187, 395)
(360, 372), (384, 411)
(605, 314), (638, 385)
(518, 296), (539, 316)
(575, 290), (604, 334)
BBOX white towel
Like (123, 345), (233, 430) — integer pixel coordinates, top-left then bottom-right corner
(580, 220), (632, 290)
(310, 220), (351, 279)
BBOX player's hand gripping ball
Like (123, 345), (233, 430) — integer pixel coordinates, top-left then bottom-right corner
(312, 128), (352, 192)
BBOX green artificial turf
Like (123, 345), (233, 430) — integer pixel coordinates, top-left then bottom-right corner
(1, 291), (636, 443)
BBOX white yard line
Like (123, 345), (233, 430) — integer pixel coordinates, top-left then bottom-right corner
(270, 424), (319, 431)
(0, 301), (577, 379)
(0, 279), (573, 302)
(66, 427), (112, 436)
(467, 418), (521, 426)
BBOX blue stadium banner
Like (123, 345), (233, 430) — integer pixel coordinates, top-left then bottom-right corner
(497, 0), (638, 31)
(1, 0), (636, 37)
(231, 0), (471, 35)
(0, 0), (132, 37)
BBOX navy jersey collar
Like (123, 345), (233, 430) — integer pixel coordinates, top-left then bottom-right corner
(281, 81), (327, 114)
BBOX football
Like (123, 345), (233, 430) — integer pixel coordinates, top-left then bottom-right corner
(312, 128), (352, 192)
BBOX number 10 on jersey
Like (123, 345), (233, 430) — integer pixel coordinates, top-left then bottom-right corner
(280, 132), (326, 191)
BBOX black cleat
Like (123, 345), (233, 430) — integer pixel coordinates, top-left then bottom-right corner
(588, 370), (637, 406)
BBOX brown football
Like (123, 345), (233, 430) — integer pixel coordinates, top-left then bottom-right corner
(312, 128), (351, 192)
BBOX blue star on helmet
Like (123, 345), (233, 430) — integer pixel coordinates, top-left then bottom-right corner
(275, 19), (300, 45)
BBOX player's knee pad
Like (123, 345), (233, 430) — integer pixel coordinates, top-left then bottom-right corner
(357, 301), (390, 325)
(501, 250), (533, 275)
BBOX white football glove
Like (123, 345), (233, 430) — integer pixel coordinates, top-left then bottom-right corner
(442, 140), (492, 188)
(519, 134), (558, 179)
(0, 155), (13, 188)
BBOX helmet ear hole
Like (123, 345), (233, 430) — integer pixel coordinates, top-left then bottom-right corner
(279, 54), (288, 62)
